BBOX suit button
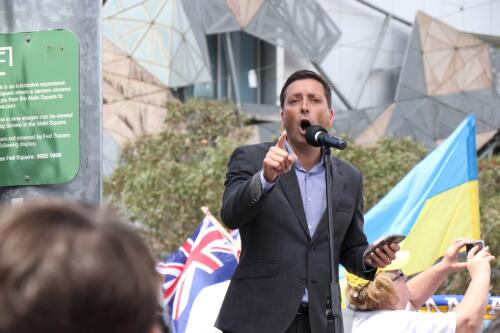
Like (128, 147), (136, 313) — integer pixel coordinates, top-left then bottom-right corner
(300, 278), (307, 284)
(308, 247), (316, 252)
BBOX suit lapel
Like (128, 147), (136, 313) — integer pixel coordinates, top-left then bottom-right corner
(279, 170), (311, 239)
(311, 156), (345, 243)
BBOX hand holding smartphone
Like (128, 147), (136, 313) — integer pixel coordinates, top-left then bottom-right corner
(364, 234), (405, 259)
(457, 240), (486, 263)
(465, 240), (484, 254)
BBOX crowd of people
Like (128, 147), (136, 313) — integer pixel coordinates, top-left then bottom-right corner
(0, 69), (495, 333)
(0, 198), (495, 333)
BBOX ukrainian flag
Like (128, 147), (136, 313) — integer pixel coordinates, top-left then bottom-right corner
(363, 114), (480, 275)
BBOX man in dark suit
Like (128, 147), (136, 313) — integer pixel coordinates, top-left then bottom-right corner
(215, 70), (398, 333)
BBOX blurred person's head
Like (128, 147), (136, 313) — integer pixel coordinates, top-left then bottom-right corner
(346, 251), (410, 311)
(0, 200), (159, 333)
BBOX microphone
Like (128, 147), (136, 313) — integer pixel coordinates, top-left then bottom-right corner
(305, 125), (347, 150)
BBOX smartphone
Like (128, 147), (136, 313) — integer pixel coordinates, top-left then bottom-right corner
(364, 234), (405, 259)
(465, 240), (484, 254)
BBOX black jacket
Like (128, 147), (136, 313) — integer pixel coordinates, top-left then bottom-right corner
(215, 142), (374, 333)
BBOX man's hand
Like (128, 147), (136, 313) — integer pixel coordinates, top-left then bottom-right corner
(262, 131), (297, 182)
(364, 241), (400, 269)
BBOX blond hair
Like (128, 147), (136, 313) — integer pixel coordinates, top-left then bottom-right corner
(346, 272), (399, 311)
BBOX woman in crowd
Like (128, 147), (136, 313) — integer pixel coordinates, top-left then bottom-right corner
(346, 239), (494, 333)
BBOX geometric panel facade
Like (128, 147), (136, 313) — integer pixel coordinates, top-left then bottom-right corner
(387, 98), (466, 147)
(103, 37), (175, 147)
(344, 11), (500, 150)
(354, 104), (396, 147)
(227, 0), (265, 28)
(386, 12), (500, 149)
(491, 47), (500, 96)
(244, 0), (341, 63)
(183, 0), (340, 63)
(417, 11), (492, 96)
(103, 0), (212, 87)
(103, 38), (174, 107)
(181, 0), (241, 34)
(332, 104), (390, 142)
(395, 22), (428, 102)
(385, 94), (499, 150)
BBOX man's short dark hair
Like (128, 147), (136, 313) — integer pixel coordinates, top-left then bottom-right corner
(0, 200), (160, 333)
(279, 69), (332, 109)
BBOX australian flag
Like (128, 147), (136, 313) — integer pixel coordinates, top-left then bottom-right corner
(157, 216), (239, 333)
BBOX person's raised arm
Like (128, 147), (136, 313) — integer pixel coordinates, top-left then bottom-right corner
(221, 131), (296, 229)
(454, 246), (494, 333)
(406, 238), (469, 309)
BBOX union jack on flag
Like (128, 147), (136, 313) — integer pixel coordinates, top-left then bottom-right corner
(157, 216), (239, 333)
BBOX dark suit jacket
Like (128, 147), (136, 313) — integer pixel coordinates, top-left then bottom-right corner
(215, 142), (374, 333)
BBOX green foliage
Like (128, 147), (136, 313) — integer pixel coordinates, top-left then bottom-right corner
(335, 138), (428, 210)
(104, 99), (250, 257)
(479, 156), (500, 293)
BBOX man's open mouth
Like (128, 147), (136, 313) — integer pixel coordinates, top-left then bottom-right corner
(300, 119), (311, 133)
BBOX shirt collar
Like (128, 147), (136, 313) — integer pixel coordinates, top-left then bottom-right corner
(284, 140), (324, 174)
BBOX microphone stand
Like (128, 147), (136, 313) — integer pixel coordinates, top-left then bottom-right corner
(322, 145), (343, 333)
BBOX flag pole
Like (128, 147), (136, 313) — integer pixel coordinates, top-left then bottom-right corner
(201, 206), (241, 251)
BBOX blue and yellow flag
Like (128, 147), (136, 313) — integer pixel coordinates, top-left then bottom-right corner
(363, 114), (480, 275)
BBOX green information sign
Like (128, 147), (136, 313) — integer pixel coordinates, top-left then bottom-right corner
(0, 30), (79, 186)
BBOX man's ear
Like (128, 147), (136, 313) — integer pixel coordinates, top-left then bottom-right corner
(280, 109), (285, 128)
(328, 108), (334, 127)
